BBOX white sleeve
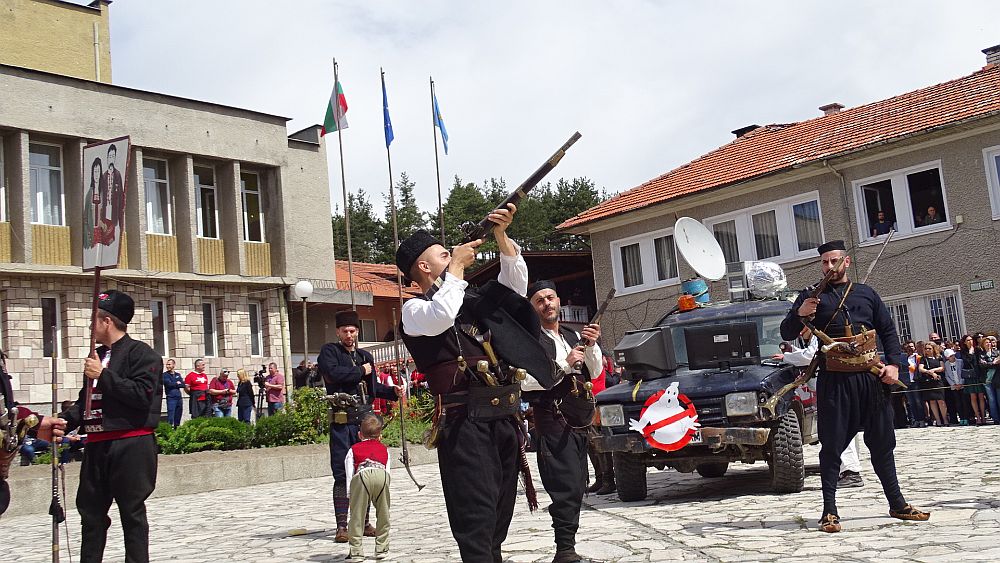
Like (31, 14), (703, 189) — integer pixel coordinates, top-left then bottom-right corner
(345, 448), (355, 483)
(497, 240), (528, 297)
(583, 341), (603, 380)
(783, 337), (818, 367)
(401, 273), (468, 336)
(385, 448), (391, 472)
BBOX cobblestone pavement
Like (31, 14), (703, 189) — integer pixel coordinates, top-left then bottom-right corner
(2, 426), (999, 562)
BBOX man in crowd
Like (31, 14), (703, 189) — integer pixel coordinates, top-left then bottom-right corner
(781, 241), (928, 533)
(184, 359), (210, 418)
(264, 362), (285, 415)
(396, 203), (555, 562)
(60, 290), (162, 562)
(162, 359), (184, 427)
(209, 370), (236, 417)
(526, 280), (603, 563)
(870, 210), (893, 237)
(293, 359), (310, 389)
(318, 311), (401, 543)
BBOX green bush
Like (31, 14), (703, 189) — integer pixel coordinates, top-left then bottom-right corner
(155, 421), (174, 452)
(163, 416), (253, 454)
(286, 386), (329, 441)
(381, 414), (432, 448)
(252, 412), (303, 447)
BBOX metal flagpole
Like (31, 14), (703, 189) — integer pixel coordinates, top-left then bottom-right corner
(50, 327), (63, 563)
(333, 58), (357, 310)
(430, 77), (446, 245)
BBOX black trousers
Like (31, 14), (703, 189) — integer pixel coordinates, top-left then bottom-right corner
(76, 433), (158, 563)
(816, 371), (906, 516)
(533, 404), (588, 553)
(329, 422), (360, 527)
(437, 414), (520, 563)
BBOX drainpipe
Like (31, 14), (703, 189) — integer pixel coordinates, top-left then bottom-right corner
(823, 160), (861, 280)
(277, 287), (291, 404)
(93, 22), (101, 82)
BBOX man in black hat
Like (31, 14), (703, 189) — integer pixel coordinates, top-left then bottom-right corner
(781, 241), (929, 533)
(60, 289), (163, 562)
(317, 309), (401, 544)
(396, 204), (556, 562)
(526, 280), (603, 563)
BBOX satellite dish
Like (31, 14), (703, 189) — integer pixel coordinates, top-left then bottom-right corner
(674, 217), (727, 281)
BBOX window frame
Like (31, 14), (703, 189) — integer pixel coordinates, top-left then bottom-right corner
(194, 165), (220, 239)
(241, 171), (265, 242)
(360, 318), (377, 343)
(703, 191), (825, 264)
(151, 299), (170, 356)
(248, 302), (263, 356)
(202, 301), (218, 357)
(609, 226), (681, 296)
(883, 285), (965, 344)
(28, 141), (65, 226)
(983, 144), (1000, 220)
(852, 160), (952, 246)
(143, 157), (173, 235)
(40, 295), (62, 358)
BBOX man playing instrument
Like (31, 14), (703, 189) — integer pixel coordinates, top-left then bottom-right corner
(526, 281), (602, 563)
(317, 310), (401, 543)
(396, 204), (556, 562)
(780, 241), (929, 533)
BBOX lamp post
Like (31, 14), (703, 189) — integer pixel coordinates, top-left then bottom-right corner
(292, 280), (313, 403)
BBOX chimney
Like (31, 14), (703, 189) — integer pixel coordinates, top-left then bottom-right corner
(984, 44), (1000, 67)
(819, 103), (844, 116)
(732, 124), (760, 138)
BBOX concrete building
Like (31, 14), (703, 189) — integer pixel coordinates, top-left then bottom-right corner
(560, 46), (1000, 350)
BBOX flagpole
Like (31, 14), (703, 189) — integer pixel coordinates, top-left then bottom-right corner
(430, 76), (446, 245)
(333, 58), (357, 310)
(382, 68), (406, 369)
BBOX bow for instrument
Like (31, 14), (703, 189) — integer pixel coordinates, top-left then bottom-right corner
(391, 309), (425, 491)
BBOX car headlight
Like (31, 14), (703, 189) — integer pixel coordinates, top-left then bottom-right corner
(725, 391), (758, 417)
(598, 405), (626, 427)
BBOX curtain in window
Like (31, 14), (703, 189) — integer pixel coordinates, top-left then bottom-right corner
(146, 180), (167, 234)
(249, 304), (262, 355)
(653, 235), (677, 281)
(752, 210), (780, 259)
(712, 221), (739, 263)
(792, 200), (822, 252)
(620, 243), (643, 287)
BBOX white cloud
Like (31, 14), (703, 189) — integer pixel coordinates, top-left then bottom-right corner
(108, 0), (1000, 220)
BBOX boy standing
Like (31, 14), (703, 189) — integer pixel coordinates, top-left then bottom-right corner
(345, 414), (391, 560)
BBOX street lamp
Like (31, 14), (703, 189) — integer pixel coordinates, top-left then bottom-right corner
(292, 280), (314, 403)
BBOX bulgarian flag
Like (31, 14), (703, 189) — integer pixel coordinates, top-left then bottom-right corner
(321, 80), (349, 136)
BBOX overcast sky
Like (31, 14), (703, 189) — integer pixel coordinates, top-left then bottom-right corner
(107, 1), (1000, 218)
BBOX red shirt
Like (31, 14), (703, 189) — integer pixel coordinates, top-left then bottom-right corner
(209, 377), (235, 406)
(185, 371), (209, 400)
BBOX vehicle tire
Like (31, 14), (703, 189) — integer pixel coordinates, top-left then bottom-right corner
(613, 451), (647, 502)
(695, 462), (729, 478)
(768, 410), (805, 493)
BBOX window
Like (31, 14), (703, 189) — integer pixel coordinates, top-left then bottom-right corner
(195, 166), (218, 238)
(360, 319), (377, 343)
(854, 162), (950, 242)
(151, 300), (169, 356)
(41, 296), (61, 358)
(144, 158), (172, 234)
(249, 302), (263, 356)
(983, 145), (1000, 219)
(29, 143), (64, 226)
(885, 287), (964, 344)
(0, 137), (6, 222)
(241, 172), (265, 242)
(202, 302), (217, 357)
(705, 192), (824, 263)
(610, 228), (680, 294)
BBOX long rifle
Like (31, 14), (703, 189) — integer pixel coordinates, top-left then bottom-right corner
(391, 309), (424, 491)
(461, 132), (582, 243)
(49, 327), (65, 562)
(573, 288), (615, 371)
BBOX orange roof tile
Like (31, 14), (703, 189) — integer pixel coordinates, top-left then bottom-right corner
(335, 261), (421, 298)
(559, 65), (1000, 231)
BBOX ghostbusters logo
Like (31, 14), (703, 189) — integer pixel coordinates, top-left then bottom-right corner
(628, 381), (700, 451)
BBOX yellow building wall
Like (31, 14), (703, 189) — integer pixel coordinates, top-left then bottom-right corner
(0, 0), (112, 83)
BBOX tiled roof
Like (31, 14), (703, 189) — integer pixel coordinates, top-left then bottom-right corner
(559, 65), (1000, 231)
(335, 261), (421, 299)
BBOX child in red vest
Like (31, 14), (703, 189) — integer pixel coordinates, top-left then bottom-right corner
(345, 414), (391, 560)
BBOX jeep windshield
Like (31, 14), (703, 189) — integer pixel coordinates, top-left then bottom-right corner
(657, 300), (791, 367)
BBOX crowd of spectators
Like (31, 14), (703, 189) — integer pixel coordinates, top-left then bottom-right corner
(160, 359), (287, 426)
(895, 332), (1000, 428)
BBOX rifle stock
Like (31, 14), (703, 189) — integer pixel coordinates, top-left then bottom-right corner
(461, 132), (582, 243)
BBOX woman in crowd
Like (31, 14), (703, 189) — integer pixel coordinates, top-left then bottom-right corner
(236, 369), (255, 424)
(917, 343), (947, 426)
(978, 336), (1000, 425)
(960, 335), (988, 425)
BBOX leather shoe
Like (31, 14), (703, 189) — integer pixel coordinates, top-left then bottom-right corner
(586, 480), (603, 493)
(595, 482), (616, 495)
(364, 523), (377, 537)
(334, 526), (349, 543)
(552, 548), (582, 563)
(837, 471), (864, 489)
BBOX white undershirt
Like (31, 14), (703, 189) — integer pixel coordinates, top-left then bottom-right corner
(783, 337), (818, 367)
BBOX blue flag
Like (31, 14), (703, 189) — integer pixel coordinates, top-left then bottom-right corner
(382, 72), (394, 148)
(433, 89), (449, 155)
